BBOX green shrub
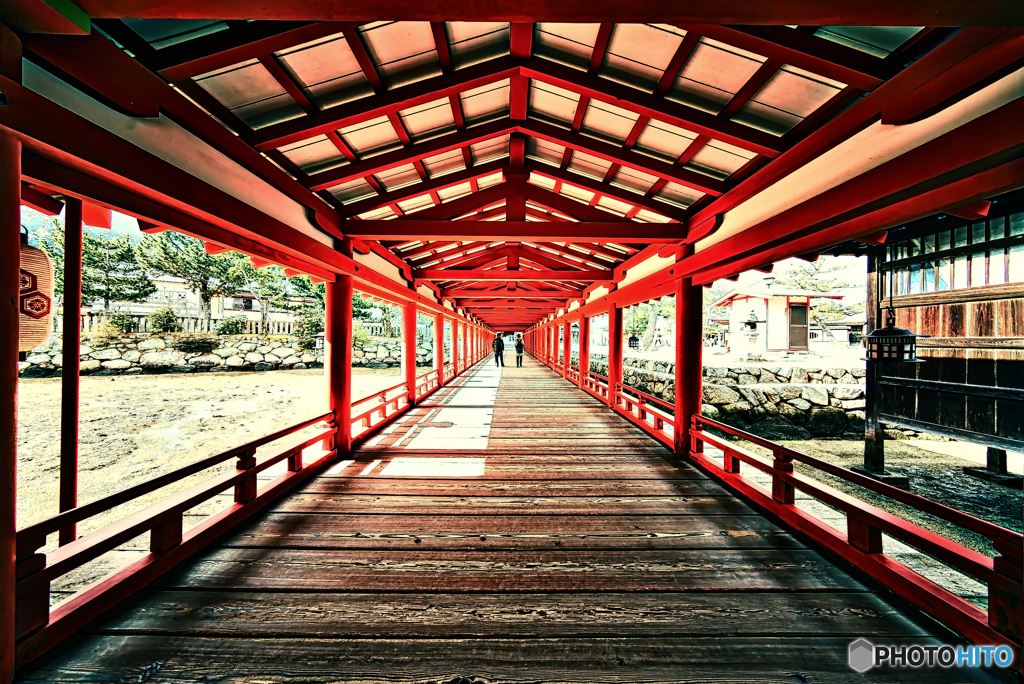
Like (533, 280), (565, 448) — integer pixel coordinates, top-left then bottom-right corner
(352, 322), (372, 347)
(294, 307), (324, 351)
(215, 316), (249, 335)
(101, 311), (136, 334)
(148, 307), (181, 333)
(172, 334), (219, 354)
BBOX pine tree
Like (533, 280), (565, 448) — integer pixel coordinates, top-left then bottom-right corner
(38, 218), (155, 311)
(230, 258), (291, 334)
(82, 232), (156, 309)
(137, 232), (243, 322)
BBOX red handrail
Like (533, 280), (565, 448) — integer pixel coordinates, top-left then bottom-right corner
(690, 414), (1023, 650)
(15, 413), (336, 658)
(613, 383), (675, 447)
(351, 380), (411, 441)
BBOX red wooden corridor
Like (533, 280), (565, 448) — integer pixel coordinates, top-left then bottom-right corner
(13, 356), (1002, 683)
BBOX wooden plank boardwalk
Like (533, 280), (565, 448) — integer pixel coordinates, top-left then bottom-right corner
(18, 356), (1001, 683)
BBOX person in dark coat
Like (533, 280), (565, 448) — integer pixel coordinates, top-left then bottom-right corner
(514, 333), (525, 367)
(492, 333), (505, 367)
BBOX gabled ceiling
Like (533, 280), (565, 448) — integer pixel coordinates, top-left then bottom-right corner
(17, 18), (972, 328)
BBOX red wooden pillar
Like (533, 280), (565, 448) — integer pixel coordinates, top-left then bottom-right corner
(452, 319), (460, 374)
(59, 198), (82, 546)
(434, 314), (444, 382)
(607, 304), (622, 408)
(326, 241), (353, 454)
(578, 316), (590, 389)
(402, 302), (417, 405)
(674, 272), (703, 458)
(562, 321), (570, 378)
(1, 128), (20, 684)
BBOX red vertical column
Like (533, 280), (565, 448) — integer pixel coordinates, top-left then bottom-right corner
(452, 319), (460, 374)
(562, 321), (570, 378)
(0, 127), (21, 684)
(59, 198), (82, 546)
(326, 241), (354, 454)
(674, 274), (704, 458)
(578, 316), (590, 389)
(434, 314), (444, 383)
(403, 303), (417, 404)
(607, 305), (622, 408)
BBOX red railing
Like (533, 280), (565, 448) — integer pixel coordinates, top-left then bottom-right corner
(15, 412), (335, 665)
(691, 414), (1023, 650)
(414, 369), (440, 400)
(442, 362), (455, 382)
(614, 383), (676, 448)
(581, 370), (609, 400)
(350, 381), (411, 442)
(566, 364), (580, 383)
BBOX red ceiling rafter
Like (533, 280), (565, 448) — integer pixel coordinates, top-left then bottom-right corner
(141, 21), (349, 82)
(686, 27), (1024, 237)
(250, 61), (520, 149)
(684, 95), (1024, 281)
(339, 160), (505, 216)
(510, 23), (533, 59)
(343, 220), (684, 243)
(655, 31), (702, 96)
(250, 58), (782, 157)
(528, 166), (685, 221)
(305, 119), (513, 190)
(341, 22), (384, 92)
(21, 30), (346, 226)
(685, 25), (891, 91)
(431, 22), (453, 73)
(520, 60), (784, 157)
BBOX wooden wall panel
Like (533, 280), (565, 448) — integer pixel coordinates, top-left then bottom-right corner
(996, 298), (1024, 336)
(940, 303), (966, 338)
(965, 350), (996, 435)
(968, 301), (994, 337)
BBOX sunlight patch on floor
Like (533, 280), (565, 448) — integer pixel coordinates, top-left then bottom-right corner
(379, 457), (487, 477)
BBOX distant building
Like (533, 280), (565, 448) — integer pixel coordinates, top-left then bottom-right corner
(708, 277), (846, 355)
(83, 275), (312, 325)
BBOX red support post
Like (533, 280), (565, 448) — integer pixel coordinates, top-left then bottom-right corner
(452, 318), (460, 373)
(434, 314), (444, 382)
(326, 241), (353, 454)
(1, 128), (21, 684)
(673, 266), (703, 458)
(578, 316), (590, 389)
(59, 198), (82, 546)
(607, 305), (622, 408)
(403, 302), (417, 405)
(562, 321), (570, 378)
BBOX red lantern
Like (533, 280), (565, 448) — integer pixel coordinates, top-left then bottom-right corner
(19, 229), (55, 352)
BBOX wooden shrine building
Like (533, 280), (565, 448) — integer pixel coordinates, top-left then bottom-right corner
(1, 2), (1023, 681)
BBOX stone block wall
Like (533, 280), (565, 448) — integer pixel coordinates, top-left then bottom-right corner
(701, 383), (866, 441)
(19, 333), (436, 378)
(567, 352), (868, 440)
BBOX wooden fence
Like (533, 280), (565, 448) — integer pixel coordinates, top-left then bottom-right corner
(53, 313), (299, 336)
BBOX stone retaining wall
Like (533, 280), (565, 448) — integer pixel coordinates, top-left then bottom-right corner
(20, 333), (435, 377)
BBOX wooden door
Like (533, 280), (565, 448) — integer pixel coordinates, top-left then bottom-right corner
(789, 303), (809, 350)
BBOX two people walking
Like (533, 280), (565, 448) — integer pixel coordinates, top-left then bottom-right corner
(493, 333), (526, 367)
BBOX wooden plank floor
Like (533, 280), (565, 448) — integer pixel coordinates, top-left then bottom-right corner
(18, 356), (1003, 683)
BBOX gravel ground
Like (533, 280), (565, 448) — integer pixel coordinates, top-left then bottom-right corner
(15, 367), (404, 547)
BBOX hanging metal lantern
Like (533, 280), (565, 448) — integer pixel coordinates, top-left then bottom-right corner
(865, 309), (927, 363)
(19, 228), (55, 352)
(628, 334), (640, 349)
